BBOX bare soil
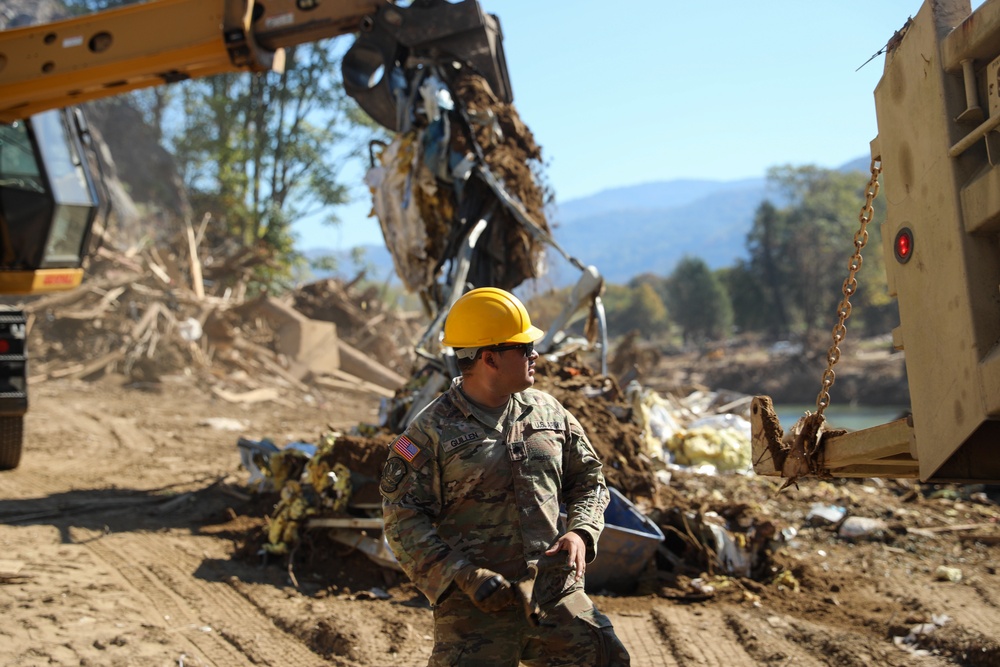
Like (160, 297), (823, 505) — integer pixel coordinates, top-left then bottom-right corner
(2, 370), (999, 667)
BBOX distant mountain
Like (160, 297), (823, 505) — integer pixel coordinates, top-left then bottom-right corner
(552, 178), (766, 224)
(302, 158), (869, 287)
(838, 156), (872, 173)
(548, 179), (767, 285)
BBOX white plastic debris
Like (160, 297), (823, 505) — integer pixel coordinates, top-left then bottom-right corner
(629, 385), (752, 473)
(689, 577), (715, 595)
(177, 317), (203, 341)
(198, 417), (249, 431)
(934, 566), (962, 583)
(807, 503), (847, 526)
(688, 413), (752, 438)
(893, 614), (951, 656)
(365, 136), (439, 292)
(703, 512), (752, 577)
(837, 516), (888, 541)
(418, 74), (454, 123)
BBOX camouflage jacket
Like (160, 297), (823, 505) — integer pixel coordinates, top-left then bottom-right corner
(380, 378), (609, 605)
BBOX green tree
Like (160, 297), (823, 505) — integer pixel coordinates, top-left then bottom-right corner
(746, 201), (791, 337)
(618, 283), (669, 335)
(718, 261), (770, 334)
(599, 283), (669, 339)
(664, 256), (732, 343)
(745, 165), (890, 340)
(170, 41), (375, 288)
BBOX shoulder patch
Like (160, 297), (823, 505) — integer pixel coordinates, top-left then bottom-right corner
(380, 457), (408, 495)
(389, 433), (429, 469)
(392, 434), (421, 462)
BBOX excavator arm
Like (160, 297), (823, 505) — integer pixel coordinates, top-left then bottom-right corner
(0, 0), (516, 470)
(0, 0), (379, 122)
(0, 0), (511, 294)
(0, 0), (510, 125)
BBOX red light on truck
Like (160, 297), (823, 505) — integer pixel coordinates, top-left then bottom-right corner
(0, 340), (9, 354)
(894, 228), (913, 263)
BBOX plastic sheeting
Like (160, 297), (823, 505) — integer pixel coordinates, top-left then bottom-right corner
(629, 383), (753, 474)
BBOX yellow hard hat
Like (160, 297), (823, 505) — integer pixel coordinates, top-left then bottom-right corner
(442, 287), (544, 350)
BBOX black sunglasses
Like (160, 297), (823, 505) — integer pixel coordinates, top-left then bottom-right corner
(487, 342), (534, 358)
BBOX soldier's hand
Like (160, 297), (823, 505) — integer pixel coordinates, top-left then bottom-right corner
(454, 566), (516, 613)
(545, 531), (587, 582)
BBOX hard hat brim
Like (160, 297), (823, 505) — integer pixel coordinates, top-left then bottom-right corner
(503, 325), (544, 344)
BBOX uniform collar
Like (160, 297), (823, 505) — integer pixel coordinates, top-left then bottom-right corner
(447, 377), (532, 429)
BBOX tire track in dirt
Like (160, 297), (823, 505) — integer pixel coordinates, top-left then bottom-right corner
(721, 609), (840, 667)
(876, 571), (1000, 640)
(86, 536), (250, 666)
(87, 532), (332, 667)
(649, 605), (758, 665)
(774, 610), (956, 666)
(106, 416), (159, 454)
(605, 611), (681, 666)
(225, 580), (413, 667)
(0, 467), (61, 499)
(921, 581), (1000, 639)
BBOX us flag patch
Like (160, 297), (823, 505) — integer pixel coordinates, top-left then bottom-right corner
(392, 434), (420, 462)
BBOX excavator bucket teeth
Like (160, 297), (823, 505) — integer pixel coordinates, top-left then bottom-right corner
(342, 0), (511, 131)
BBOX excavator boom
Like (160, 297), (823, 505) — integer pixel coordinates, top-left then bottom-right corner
(0, 0), (379, 122)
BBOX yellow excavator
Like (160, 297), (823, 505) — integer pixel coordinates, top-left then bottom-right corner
(752, 0), (1000, 484)
(0, 0), (512, 469)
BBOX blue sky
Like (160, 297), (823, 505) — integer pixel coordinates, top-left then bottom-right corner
(294, 0), (980, 251)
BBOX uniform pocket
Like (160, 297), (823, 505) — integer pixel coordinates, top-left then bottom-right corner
(534, 566), (581, 606)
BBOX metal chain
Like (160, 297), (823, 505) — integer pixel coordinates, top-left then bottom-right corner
(815, 158), (882, 415)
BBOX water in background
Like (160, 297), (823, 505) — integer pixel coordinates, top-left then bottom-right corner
(775, 404), (909, 432)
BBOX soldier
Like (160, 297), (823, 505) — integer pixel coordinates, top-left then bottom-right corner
(381, 287), (630, 666)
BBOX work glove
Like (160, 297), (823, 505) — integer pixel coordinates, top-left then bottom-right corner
(454, 566), (516, 613)
(513, 562), (542, 627)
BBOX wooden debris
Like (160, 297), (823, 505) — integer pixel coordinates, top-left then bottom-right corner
(212, 386), (285, 404)
(184, 216), (205, 300)
(13, 239), (425, 411)
(0, 566), (31, 584)
(314, 373), (396, 399)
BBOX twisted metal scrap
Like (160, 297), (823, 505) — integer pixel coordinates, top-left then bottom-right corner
(751, 396), (846, 492)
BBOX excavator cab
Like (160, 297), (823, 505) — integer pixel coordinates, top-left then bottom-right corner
(0, 105), (100, 469)
(0, 106), (100, 293)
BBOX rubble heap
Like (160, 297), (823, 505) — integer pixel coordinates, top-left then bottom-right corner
(7, 240), (422, 399)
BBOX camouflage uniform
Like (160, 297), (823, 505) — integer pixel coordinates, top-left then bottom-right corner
(381, 378), (630, 666)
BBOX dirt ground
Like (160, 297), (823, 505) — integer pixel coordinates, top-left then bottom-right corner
(2, 369), (999, 667)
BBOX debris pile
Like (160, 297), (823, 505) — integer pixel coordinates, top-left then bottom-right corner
(531, 355), (658, 499)
(236, 346), (790, 596)
(367, 71), (553, 302)
(7, 241), (422, 402)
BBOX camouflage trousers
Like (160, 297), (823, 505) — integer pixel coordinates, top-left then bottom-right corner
(428, 588), (630, 666)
